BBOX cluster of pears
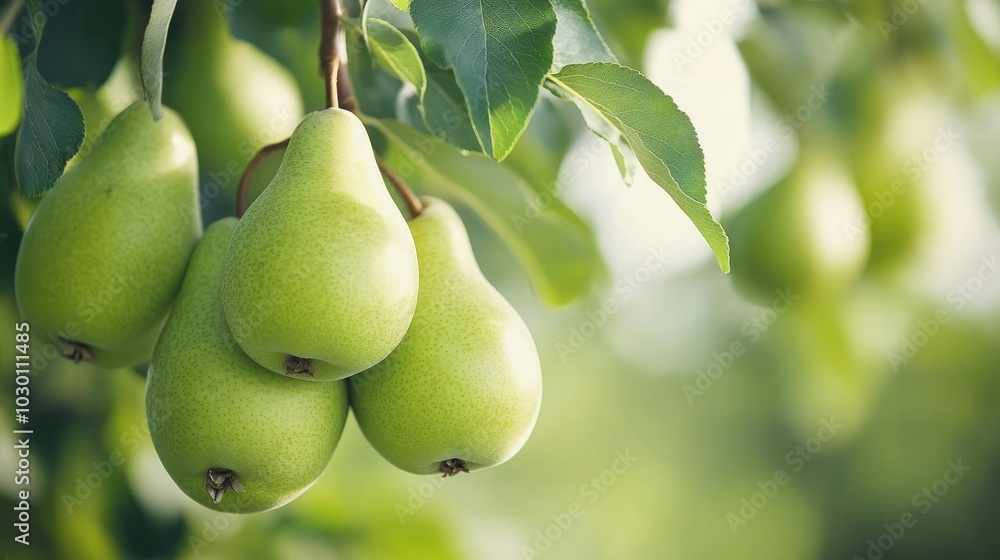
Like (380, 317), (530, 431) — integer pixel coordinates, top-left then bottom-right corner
(14, 99), (542, 513)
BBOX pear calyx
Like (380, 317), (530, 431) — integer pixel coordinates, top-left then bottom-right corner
(439, 459), (470, 477)
(206, 468), (246, 504)
(284, 356), (315, 378)
(59, 338), (94, 364)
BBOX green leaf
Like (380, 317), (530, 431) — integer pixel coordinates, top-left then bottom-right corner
(346, 23), (403, 119)
(551, 0), (616, 71)
(410, 0), (556, 160)
(14, 52), (85, 197)
(545, 62), (730, 272)
(0, 36), (24, 137)
(395, 27), (481, 152)
(368, 118), (600, 305)
(140, 0), (179, 120)
(420, 58), (481, 152)
(365, 18), (426, 102)
(390, 0), (410, 10)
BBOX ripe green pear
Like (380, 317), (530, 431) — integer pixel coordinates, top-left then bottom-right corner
(350, 197), (542, 476)
(15, 101), (201, 369)
(164, 0), (302, 214)
(221, 108), (418, 381)
(147, 219), (349, 513)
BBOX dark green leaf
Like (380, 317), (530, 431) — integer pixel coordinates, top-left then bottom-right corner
(546, 62), (730, 272)
(411, 0), (556, 160)
(551, 0), (616, 71)
(35, 0), (127, 89)
(14, 52), (85, 197)
(368, 118), (601, 305)
(421, 61), (481, 152)
(140, 0), (178, 120)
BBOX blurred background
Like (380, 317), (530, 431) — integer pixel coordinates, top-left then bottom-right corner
(3, 0), (1000, 558)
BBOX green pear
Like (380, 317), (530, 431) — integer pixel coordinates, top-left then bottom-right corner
(221, 108), (418, 381)
(67, 55), (142, 170)
(164, 0), (303, 213)
(349, 197), (542, 476)
(0, 35), (23, 137)
(14, 101), (201, 369)
(147, 219), (349, 513)
(726, 152), (869, 305)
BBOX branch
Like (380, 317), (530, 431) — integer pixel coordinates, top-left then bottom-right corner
(376, 155), (423, 218)
(236, 139), (290, 218)
(319, 0), (343, 108)
(321, 1), (420, 218)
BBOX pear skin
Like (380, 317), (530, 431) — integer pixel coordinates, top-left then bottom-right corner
(221, 108), (418, 381)
(147, 219), (348, 513)
(350, 197), (542, 476)
(15, 101), (201, 369)
(164, 0), (302, 206)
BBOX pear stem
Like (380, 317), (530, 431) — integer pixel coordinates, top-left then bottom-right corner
(376, 156), (424, 218)
(320, 0), (344, 109)
(320, 2), (421, 218)
(235, 139), (290, 218)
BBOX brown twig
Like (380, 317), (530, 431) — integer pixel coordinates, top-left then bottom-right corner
(376, 156), (423, 218)
(320, 0), (343, 108)
(235, 139), (290, 218)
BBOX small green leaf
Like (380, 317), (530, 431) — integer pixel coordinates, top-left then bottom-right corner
(14, 52), (85, 197)
(365, 18), (426, 102)
(140, 0), (179, 120)
(546, 62), (730, 272)
(390, 0), (410, 10)
(410, 0), (556, 160)
(0, 36), (24, 137)
(368, 118), (601, 305)
(551, 0), (616, 71)
(346, 23), (403, 119)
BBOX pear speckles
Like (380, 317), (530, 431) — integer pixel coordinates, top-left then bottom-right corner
(349, 198), (542, 476)
(14, 101), (201, 369)
(147, 219), (349, 513)
(220, 108), (418, 381)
